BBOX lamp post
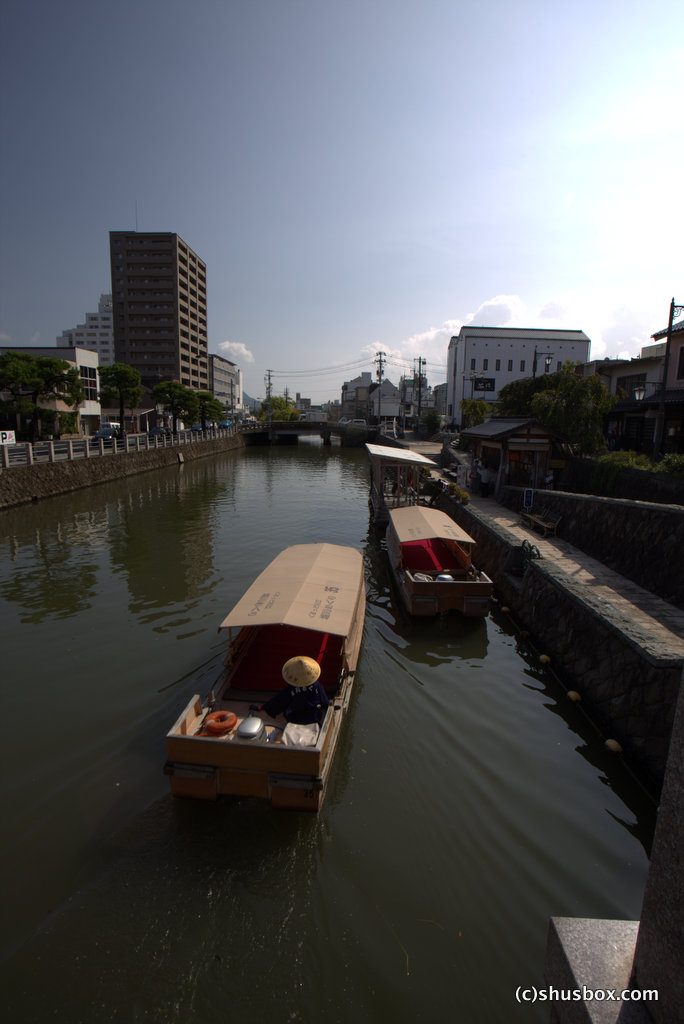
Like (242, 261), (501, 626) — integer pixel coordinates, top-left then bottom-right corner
(653, 297), (684, 460)
(532, 347), (554, 378)
(633, 384), (646, 402)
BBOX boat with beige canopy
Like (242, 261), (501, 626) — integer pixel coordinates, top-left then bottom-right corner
(386, 505), (493, 617)
(164, 543), (366, 811)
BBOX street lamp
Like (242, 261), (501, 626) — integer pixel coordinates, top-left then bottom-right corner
(633, 384), (646, 402)
(532, 347), (554, 378)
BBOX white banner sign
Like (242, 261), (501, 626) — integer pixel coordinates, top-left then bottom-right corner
(0, 430), (16, 445)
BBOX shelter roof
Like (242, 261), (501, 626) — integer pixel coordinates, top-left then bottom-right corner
(458, 418), (556, 440)
(365, 443), (436, 466)
(389, 506), (475, 545)
(219, 543), (363, 637)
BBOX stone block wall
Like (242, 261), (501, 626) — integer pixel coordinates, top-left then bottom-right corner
(436, 495), (681, 790)
(562, 457), (684, 505)
(0, 435), (243, 511)
(500, 487), (684, 609)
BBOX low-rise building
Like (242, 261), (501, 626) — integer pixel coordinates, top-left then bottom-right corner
(340, 372), (372, 420)
(209, 354), (242, 415)
(0, 345), (101, 436)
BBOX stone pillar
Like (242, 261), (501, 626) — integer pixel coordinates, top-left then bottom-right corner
(631, 666), (684, 1022)
(544, 667), (684, 1022)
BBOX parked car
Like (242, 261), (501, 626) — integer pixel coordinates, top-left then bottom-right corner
(218, 420), (233, 429)
(190, 424), (205, 433)
(148, 426), (172, 438)
(90, 426), (118, 444)
(351, 419), (367, 427)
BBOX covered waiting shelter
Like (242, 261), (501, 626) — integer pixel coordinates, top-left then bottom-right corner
(365, 443), (436, 524)
(458, 418), (563, 494)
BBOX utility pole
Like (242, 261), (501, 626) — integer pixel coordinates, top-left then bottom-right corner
(375, 350), (386, 423)
(265, 370), (273, 441)
(416, 356), (425, 425)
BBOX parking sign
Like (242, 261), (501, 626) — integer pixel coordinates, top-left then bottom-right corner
(0, 430), (16, 445)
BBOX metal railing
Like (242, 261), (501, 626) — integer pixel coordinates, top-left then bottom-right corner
(1, 426), (238, 469)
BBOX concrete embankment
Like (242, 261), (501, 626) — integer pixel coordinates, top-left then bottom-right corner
(436, 492), (684, 793)
(0, 434), (244, 511)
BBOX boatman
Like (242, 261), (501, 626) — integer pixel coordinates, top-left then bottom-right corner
(260, 655), (330, 725)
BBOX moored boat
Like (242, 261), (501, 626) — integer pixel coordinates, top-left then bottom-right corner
(366, 442), (437, 524)
(386, 506), (493, 617)
(164, 543), (366, 811)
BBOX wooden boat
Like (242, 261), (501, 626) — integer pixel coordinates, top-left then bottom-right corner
(386, 506), (493, 617)
(366, 442), (437, 524)
(164, 543), (366, 812)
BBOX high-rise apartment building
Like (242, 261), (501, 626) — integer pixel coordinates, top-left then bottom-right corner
(109, 232), (208, 389)
(57, 293), (115, 365)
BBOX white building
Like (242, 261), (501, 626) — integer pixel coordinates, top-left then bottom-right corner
(368, 379), (401, 420)
(0, 345), (101, 435)
(446, 327), (591, 426)
(57, 293), (115, 366)
(209, 354), (242, 414)
(399, 375), (434, 421)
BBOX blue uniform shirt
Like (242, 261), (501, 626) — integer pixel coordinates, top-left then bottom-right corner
(263, 681), (329, 725)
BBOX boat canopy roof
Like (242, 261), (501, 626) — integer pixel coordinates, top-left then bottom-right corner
(389, 506), (476, 546)
(219, 543), (364, 637)
(365, 443), (436, 467)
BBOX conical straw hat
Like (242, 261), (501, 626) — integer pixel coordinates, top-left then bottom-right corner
(282, 655), (321, 687)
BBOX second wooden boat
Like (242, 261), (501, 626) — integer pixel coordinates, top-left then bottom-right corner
(386, 506), (493, 617)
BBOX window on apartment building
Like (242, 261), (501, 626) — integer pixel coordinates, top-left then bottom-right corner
(678, 346), (684, 379)
(483, 359), (488, 371)
(470, 358), (476, 370)
(508, 359), (513, 371)
(557, 361), (562, 372)
(495, 359), (500, 371)
(520, 360), (525, 371)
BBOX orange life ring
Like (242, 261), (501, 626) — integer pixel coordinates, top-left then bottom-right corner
(204, 710), (238, 736)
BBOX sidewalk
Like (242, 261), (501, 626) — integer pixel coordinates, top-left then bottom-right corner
(462, 493), (684, 659)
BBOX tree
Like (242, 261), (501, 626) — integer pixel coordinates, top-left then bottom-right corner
(459, 398), (490, 428)
(99, 363), (143, 438)
(260, 395), (298, 421)
(0, 351), (83, 441)
(419, 409), (441, 436)
(195, 391), (225, 429)
(152, 381), (199, 433)
(497, 365), (616, 455)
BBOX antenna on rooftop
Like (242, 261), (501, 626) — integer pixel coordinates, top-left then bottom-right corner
(135, 199), (139, 231)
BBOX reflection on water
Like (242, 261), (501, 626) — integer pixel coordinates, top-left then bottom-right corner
(0, 443), (656, 1022)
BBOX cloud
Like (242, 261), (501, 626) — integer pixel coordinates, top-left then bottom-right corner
(466, 294), (527, 327)
(386, 293), (660, 384)
(0, 331), (11, 342)
(30, 332), (41, 343)
(218, 340), (255, 364)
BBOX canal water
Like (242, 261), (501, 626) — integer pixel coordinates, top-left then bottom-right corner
(0, 441), (655, 1023)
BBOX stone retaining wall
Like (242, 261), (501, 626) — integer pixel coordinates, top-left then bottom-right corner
(561, 456), (684, 505)
(436, 494), (681, 790)
(500, 486), (684, 609)
(0, 435), (244, 510)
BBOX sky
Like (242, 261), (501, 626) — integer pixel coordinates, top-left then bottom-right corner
(1, 0), (682, 403)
